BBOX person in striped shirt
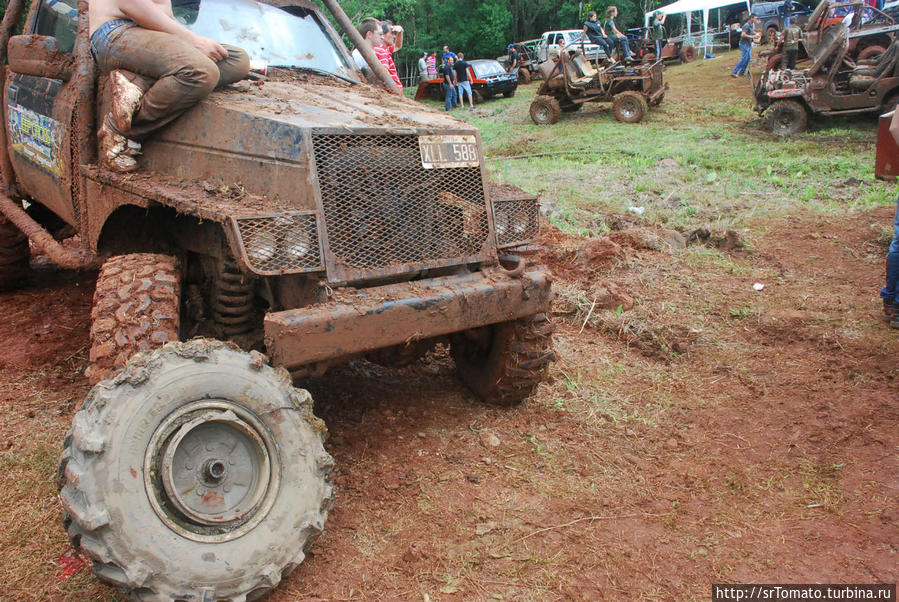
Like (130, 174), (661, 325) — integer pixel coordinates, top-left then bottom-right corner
(375, 20), (404, 91)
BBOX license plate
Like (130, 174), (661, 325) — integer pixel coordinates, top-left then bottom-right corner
(419, 135), (480, 169)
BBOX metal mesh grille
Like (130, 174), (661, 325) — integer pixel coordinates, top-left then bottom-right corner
(493, 198), (539, 248)
(234, 213), (322, 275)
(312, 134), (489, 275)
(651, 63), (663, 91)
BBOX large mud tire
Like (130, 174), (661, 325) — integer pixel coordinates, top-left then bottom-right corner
(766, 27), (778, 46)
(530, 95), (561, 125)
(518, 69), (531, 84)
(612, 91), (648, 123)
(767, 99), (807, 136)
(857, 45), (886, 62)
(58, 340), (334, 601)
(679, 44), (697, 63)
(0, 215), (30, 291)
(450, 314), (555, 406)
(86, 253), (181, 384)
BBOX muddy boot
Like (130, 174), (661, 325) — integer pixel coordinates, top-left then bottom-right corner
(110, 69), (143, 133)
(884, 298), (897, 321)
(98, 120), (141, 173)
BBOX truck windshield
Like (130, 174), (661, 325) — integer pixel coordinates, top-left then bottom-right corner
(173, 0), (358, 81)
(471, 61), (507, 78)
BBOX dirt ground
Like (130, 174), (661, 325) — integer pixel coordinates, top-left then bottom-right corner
(1, 59), (897, 602)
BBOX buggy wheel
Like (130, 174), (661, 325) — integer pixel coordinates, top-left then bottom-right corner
(767, 100), (807, 136)
(518, 69), (531, 84)
(473, 89), (485, 103)
(766, 27), (778, 46)
(679, 44), (696, 63)
(86, 253), (181, 384)
(59, 340), (334, 601)
(450, 314), (555, 406)
(857, 45), (886, 61)
(612, 91), (648, 123)
(0, 216), (29, 292)
(529, 95), (561, 124)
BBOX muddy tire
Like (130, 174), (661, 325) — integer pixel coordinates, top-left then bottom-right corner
(766, 52), (784, 71)
(86, 253), (181, 384)
(767, 99), (807, 136)
(0, 216), (29, 291)
(518, 69), (531, 84)
(766, 27), (778, 46)
(58, 339), (334, 601)
(450, 314), (555, 406)
(679, 44), (696, 63)
(503, 89), (516, 98)
(612, 91), (648, 123)
(530, 95), (561, 125)
(857, 45), (886, 62)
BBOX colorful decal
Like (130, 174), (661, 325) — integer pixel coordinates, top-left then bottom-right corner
(7, 104), (64, 176)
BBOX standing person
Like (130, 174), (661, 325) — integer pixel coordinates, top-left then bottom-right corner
(442, 45), (456, 63)
(375, 20), (404, 92)
(418, 52), (428, 82)
(652, 11), (667, 58)
(583, 11), (613, 59)
(507, 43), (519, 76)
(89, 0), (249, 172)
(439, 56), (457, 111)
(604, 6), (634, 62)
(883, 106), (899, 327)
(731, 14), (760, 77)
(454, 52), (474, 108)
(351, 17), (382, 81)
(427, 51), (437, 77)
(782, 21), (801, 69)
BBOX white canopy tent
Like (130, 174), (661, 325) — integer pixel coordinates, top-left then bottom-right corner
(644, 0), (751, 56)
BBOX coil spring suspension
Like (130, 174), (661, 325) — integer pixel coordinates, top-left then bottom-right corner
(212, 261), (254, 336)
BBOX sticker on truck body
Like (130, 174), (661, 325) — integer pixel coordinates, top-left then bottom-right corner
(7, 104), (64, 176)
(419, 135), (480, 169)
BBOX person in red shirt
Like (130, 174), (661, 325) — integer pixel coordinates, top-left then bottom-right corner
(375, 20), (404, 91)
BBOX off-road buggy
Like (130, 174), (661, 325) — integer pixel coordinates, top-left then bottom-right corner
(528, 43), (667, 125)
(497, 39), (541, 84)
(762, 0), (899, 70)
(753, 23), (899, 135)
(0, 0), (556, 598)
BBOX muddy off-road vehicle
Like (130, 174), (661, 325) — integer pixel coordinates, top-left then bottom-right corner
(753, 23), (899, 135)
(529, 44), (667, 125)
(0, 0), (555, 598)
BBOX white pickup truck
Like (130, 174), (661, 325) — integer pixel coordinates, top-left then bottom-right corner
(537, 29), (605, 62)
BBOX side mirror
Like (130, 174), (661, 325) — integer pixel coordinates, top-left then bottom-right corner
(7, 35), (75, 81)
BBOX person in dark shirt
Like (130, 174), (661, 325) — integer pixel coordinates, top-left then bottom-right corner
(440, 56), (458, 111)
(454, 52), (474, 108)
(652, 11), (667, 58)
(583, 11), (613, 58)
(507, 44), (519, 76)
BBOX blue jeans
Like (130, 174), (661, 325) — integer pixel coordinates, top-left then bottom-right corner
(881, 199), (899, 302)
(443, 83), (457, 110)
(655, 39), (664, 57)
(733, 43), (751, 75)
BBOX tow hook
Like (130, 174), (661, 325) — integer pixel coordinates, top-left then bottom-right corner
(499, 255), (526, 278)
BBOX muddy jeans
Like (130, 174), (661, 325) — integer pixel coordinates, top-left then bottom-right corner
(90, 20), (249, 139)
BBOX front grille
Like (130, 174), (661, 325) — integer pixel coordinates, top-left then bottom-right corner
(312, 134), (489, 280)
(233, 213), (322, 275)
(493, 197), (539, 248)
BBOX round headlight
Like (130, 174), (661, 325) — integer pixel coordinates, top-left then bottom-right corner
(246, 230), (277, 265)
(285, 229), (313, 261)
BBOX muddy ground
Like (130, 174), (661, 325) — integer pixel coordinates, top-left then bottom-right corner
(1, 58), (897, 602)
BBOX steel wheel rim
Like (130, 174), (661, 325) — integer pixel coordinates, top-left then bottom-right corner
(620, 98), (639, 119)
(144, 400), (281, 542)
(534, 103), (551, 122)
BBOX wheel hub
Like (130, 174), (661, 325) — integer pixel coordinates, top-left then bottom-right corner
(145, 401), (281, 542)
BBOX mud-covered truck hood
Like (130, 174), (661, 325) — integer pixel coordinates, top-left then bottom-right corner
(133, 79), (537, 284)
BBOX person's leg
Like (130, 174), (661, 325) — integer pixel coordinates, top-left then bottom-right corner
(785, 49), (797, 69)
(881, 199), (899, 321)
(733, 44), (750, 74)
(96, 26), (220, 139)
(740, 45), (752, 74)
(443, 83), (452, 110)
(655, 39), (663, 57)
(216, 44), (250, 87)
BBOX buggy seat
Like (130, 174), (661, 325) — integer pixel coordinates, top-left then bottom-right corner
(849, 40), (899, 89)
